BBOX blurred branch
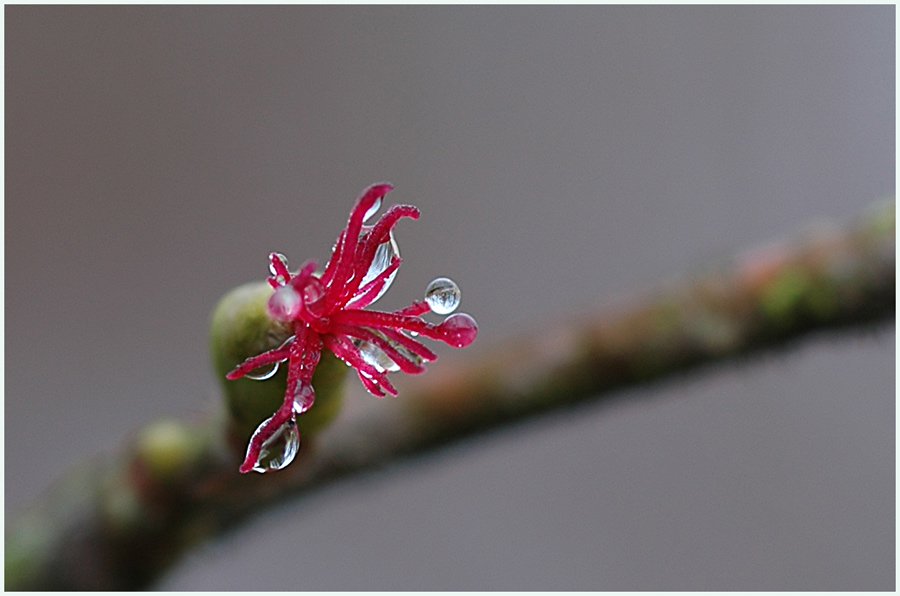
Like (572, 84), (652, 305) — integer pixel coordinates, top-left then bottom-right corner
(6, 198), (894, 590)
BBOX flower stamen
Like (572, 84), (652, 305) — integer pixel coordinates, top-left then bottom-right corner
(227, 183), (478, 473)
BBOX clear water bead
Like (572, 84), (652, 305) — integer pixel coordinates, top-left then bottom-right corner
(245, 360), (281, 381)
(359, 232), (400, 303)
(245, 335), (292, 381)
(250, 416), (300, 473)
(425, 277), (461, 315)
(363, 196), (383, 223)
(292, 382), (316, 414)
(392, 334), (426, 368)
(301, 276), (326, 316)
(355, 338), (400, 373)
(268, 253), (289, 283)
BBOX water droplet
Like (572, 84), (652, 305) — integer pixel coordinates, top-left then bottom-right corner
(425, 277), (461, 315)
(359, 232), (400, 303)
(438, 313), (478, 348)
(354, 337), (400, 372)
(245, 335), (293, 381)
(245, 361), (281, 381)
(302, 277), (324, 302)
(363, 196), (383, 223)
(301, 276), (326, 316)
(268, 284), (303, 321)
(392, 334), (426, 368)
(291, 382), (316, 414)
(269, 253), (289, 283)
(250, 416), (299, 473)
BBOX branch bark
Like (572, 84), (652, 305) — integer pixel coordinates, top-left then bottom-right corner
(5, 199), (894, 590)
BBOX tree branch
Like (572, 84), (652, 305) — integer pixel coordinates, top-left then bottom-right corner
(5, 199), (894, 590)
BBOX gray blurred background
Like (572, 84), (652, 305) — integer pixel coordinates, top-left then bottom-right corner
(5, 6), (894, 590)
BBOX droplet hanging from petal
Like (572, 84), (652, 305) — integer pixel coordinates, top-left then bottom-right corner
(354, 337), (400, 373)
(268, 252), (290, 286)
(425, 277), (461, 315)
(245, 360), (282, 381)
(291, 382), (316, 414)
(301, 276), (326, 316)
(363, 196), (383, 223)
(244, 335), (293, 381)
(248, 415), (300, 473)
(359, 232), (400, 303)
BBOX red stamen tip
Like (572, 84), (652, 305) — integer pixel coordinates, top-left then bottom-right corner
(437, 313), (479, 347)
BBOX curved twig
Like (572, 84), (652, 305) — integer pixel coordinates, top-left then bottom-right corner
(5, 199), (894, 590)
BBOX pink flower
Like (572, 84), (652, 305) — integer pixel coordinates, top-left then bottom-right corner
(227, 183), (478, 473)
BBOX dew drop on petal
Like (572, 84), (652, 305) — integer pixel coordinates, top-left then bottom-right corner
(245, 360), (281, 381)
(359, 232), (400, 303)
(437, 313), (478, 348)
(354, 338), (400, 373)
(245, 335), (293, 381)
(291, 382), (316, 414)
(363, 196), (383, 223)
(269, 253), (289, 280)
(392, 335), (426, 368)
(425, 277), (461, 315)
(301, 276), (326, 315)
(268, 284), (303, 321)
(250, 415), (300, 473)
(302, 276), (325, 303)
